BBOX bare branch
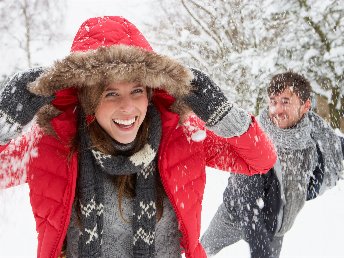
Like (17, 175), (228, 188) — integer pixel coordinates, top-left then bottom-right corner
(180, 0), (224, 53)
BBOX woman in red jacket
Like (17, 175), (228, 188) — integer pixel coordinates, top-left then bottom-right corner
(0, 16), (276, 258)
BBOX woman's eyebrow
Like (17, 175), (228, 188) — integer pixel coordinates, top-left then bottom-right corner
(132, 84), (144, 88)
(104, 87), (118, 91)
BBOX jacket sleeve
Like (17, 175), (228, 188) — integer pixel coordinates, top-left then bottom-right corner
(307, 144), (325, 200)
(0, 131), (37, 189)
(0, 143), (9, 152)
(223, 169), (281, 257)
(308, 112), (344, 194)
(204, 115), (277, 175)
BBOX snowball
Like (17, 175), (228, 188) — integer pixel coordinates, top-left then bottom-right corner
(16, 103), (23, 112)
(191, 130), (206, 142)
(256, 198), (264, 209)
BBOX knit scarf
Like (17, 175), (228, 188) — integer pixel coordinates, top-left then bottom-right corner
(308, 111), (343, 193)
(77, 104), (162, 258)
(259, 108), (317, 235)
(259, 108), (315, 151)
(259, 108), (343, 186)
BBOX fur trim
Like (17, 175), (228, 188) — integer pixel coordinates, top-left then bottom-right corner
(170, 100), (193, 123)
(28, 45), (193, 135)
(35, 105), (61, 136)
(29, 45), (193, 100)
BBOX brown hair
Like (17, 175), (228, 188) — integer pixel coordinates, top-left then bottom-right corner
(268, 71), (312, 103)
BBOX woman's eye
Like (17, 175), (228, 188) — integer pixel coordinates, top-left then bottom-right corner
(132, 88), (144, 94)
(105, 92), (118, 97)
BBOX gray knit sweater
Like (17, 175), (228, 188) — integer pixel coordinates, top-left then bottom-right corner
(259, 109), (343, 236)
(66, 174), (182, 258)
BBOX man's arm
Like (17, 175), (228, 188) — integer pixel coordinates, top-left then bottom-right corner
(307, 144), (325, 200)
(223, 168), (282, 257)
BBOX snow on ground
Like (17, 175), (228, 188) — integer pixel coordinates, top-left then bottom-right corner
(1, 167), (343, 257)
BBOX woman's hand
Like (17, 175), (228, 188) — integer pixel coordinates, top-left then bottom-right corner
(0, 67), (53, 143)
(184, 68), (232, 126)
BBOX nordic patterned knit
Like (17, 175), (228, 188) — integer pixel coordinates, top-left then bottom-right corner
(75, 105), (162, 257)
(184, 68), (252, 133)
(184, 69), (251, 137)
(66, 176), (182, 258)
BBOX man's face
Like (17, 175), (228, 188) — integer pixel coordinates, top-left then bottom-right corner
(268, 87), (311, 129)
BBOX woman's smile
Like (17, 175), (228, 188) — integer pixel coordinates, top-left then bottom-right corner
(113, 116), (138, 129)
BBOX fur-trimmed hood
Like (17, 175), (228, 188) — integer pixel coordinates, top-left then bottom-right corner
(26, 16), (193, 135)
(29, 44), (193, 115)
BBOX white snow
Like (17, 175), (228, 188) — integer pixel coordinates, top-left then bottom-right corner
(191, 130), (207, 142)
(256, 197), (265, 209)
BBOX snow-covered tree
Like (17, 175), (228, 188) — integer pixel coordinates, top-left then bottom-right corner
(145, 0), (344, 129)
(275, 0), (344, 129)
(145, 0), (287, 113)
(0, 0), (66, 70)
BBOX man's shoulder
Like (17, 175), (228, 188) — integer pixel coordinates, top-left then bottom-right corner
(308, 111), (336, 134)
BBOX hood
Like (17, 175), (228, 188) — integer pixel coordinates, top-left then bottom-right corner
(27, 16), (193, 134)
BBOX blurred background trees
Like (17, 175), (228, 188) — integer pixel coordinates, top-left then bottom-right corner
(144, 0), (344, 129)
(0, 0), (343, 129)
(0, 0), (66, 82)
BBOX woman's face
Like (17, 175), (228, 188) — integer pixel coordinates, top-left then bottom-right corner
(95, 82), (149, 144)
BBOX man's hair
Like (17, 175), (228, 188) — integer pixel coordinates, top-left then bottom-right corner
(267, 71), (312, 103)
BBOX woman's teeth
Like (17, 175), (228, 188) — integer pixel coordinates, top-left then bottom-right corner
(114, 117), (136, 126)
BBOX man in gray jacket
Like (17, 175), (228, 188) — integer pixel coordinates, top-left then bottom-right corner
(201, 71), (344, 258)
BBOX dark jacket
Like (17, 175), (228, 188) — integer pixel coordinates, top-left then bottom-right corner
(223, 134), (344, 258)
(223, 168), (281, 257)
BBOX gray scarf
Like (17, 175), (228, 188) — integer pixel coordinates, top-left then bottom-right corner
(260, 108), (343, 191)
(308, 111), (343, 193)
(259, 108), (343, 235)
(259, 108), (315, 151)
(77, 105), (162, 258)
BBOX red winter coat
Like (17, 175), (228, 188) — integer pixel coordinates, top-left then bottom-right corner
(0, 16), (277, 258)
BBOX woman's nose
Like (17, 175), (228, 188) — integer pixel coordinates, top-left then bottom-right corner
(119, 96), (135, 113)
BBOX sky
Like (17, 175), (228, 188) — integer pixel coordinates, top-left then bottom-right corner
(1, 1), (344, 257)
